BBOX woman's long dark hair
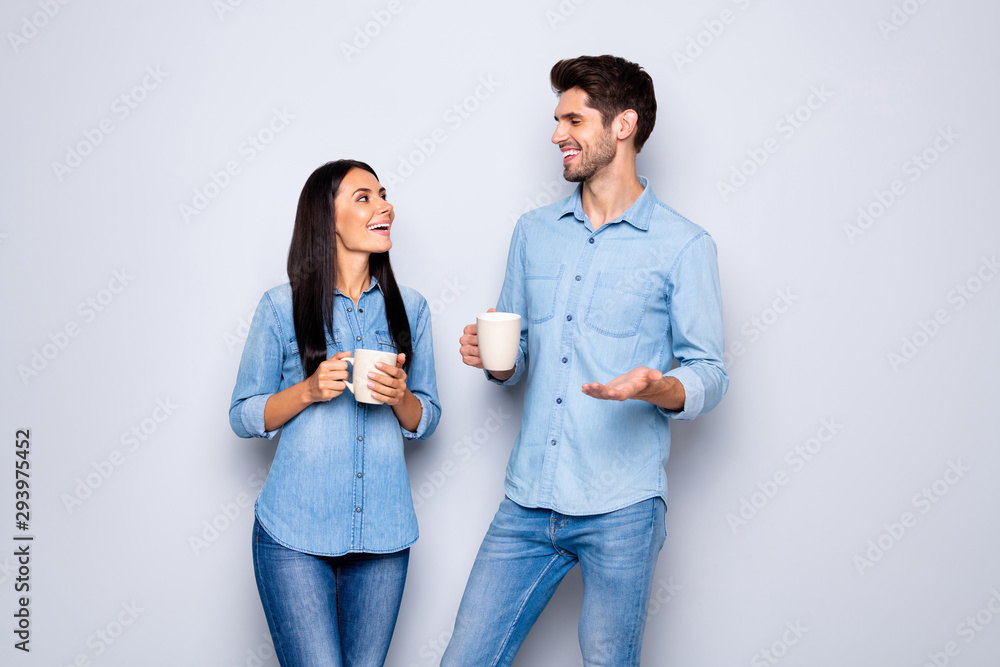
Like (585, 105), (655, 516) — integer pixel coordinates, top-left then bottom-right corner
(287, 160), (412, 378)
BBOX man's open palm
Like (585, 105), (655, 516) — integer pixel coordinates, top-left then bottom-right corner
(582, 367), (663, 402)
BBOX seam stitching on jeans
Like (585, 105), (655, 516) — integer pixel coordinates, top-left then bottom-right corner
(491, 552), (564, 667)
(630, 500), (663, 664)
(253, 523), (289, 667)
(334, 565), (341, 645)
(549, 514), (573, 557)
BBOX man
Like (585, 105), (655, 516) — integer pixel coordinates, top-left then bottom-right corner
(443, 55), (728, 666)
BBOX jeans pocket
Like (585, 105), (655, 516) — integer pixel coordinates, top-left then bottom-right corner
(496, 497), (518, 517)
(653, 498), (667, 542)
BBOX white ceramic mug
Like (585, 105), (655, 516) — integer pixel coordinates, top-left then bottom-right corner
(476, 312), (521, 372)
(343, 349), (399, 404)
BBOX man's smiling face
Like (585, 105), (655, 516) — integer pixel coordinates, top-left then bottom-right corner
(551, 87), (617, 183)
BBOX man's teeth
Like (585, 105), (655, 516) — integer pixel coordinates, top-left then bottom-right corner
(564, 149), (580, 157)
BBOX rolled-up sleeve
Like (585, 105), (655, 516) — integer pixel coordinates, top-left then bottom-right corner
(658, 232), (729, 421)
(485, 218), (529, 387)
(400, 297), (441, 440)
(229, 293), (283, 439)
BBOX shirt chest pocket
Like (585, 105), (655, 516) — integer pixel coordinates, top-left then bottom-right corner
(525, 262), (563, 323)
(287, 329), (343, 357)
(286, 329), (343, 379)
(375, 330), (397, 353)
(584, 271), (654, 337)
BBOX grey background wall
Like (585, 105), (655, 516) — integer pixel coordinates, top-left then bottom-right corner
(2, 0), (998, 665)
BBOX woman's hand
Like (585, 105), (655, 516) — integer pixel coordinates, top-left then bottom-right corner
(368, 353), (409, 405)
(374, 353), (423, 432)
(305, 351), (351, 403)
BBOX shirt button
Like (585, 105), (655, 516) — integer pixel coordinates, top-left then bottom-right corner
(550, 439), (557, 446)
(347, 307), (353, 312)
(357, 472), (363, 478)
(589, 238), (595, 244)
(561, 357), (568, 363)
(556, 398), (562, 404)
(575, 275), (581, 281)
(356, 336), (362, 341)
(358, 308), (363, 313)
(357, 435), (363, 441)
(355, 507), (362, 513)
(566, 315), (573, 321)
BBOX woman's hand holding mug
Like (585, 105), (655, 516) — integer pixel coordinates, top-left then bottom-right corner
(305, 351), (351, 402)
(367, 353), (409, 406)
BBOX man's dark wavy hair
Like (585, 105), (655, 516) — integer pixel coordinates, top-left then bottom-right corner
(550, 55), (657, 152)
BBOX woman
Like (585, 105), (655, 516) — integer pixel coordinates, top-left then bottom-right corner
(229, 159), (441, 666)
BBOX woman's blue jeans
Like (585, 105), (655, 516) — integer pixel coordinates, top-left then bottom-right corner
(441, 496), (667, 667)
(252, 517), (409, 667)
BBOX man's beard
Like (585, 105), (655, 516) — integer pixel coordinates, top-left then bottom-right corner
(564, 126), (616, 183)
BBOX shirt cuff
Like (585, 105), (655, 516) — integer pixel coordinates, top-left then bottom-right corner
(657, 366), (705, 421)
(400, 394), (432, 440)
(241, 394), (279, 440)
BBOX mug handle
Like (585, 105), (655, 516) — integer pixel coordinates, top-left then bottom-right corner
(342, 357), (355, 394)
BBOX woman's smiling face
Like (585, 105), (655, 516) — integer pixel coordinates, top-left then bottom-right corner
(333, 167), (394, 256)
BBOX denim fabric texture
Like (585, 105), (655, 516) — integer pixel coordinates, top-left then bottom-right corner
(252, 517), (409, 667)
(489, 177), (728, 515)
(230, 278), (441, 556)
(441, 496), (666, 667)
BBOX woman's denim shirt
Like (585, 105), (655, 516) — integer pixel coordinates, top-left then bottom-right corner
(230, 279), (441, 556)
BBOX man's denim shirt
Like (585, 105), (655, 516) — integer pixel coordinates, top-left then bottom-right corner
(490, 177), (728, 515)
(230, 279), (441, 556)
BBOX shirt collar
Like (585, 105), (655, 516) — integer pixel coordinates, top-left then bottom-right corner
(334, 274), (381, 297)
(558, 175), (655, 231)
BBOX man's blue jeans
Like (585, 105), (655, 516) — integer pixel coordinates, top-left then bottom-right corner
(442, 496), (667, 667)
(252, 517), (409, 667)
